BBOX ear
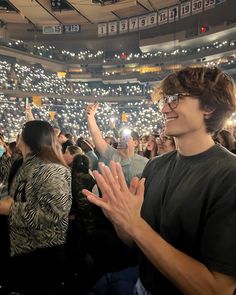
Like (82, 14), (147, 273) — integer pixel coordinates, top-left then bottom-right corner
(203, 106), (215, 119)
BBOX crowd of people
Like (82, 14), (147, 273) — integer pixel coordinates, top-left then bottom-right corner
(0, 94), (164, 142)
(0, 66), (236, 295)
(2, 39), (235, 63)
(0, 58), (153, 96)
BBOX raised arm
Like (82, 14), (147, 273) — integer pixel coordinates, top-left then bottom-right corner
(25, 105), (35, 122)
(86, 103), (108, 156)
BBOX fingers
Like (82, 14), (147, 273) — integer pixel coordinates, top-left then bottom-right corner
(92, 170), (117, 203)
(94, 102), (99, 109)
(136, 178), (145, 200)
(97, 162), (124, 199)
(110, 161), (121, 188)
(86, 103), (99, 116)
(98, 162), (110, 184)
(129, 177), (140, 194)
(113, 161), (128, 192)
(82, 189), (109, 211)
(99, 165), (121, 197)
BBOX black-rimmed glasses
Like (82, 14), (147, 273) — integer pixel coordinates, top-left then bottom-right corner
(157, 93), (191, 111)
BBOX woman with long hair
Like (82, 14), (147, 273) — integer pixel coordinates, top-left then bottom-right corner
(0, 120), (72, 295)
(143, 135), (158, 159)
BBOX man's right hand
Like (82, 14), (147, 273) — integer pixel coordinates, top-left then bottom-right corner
(86, 102), (99, 117)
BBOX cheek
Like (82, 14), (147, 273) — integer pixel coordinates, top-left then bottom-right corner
(16, 138), (23, 151)
(68, 154), (73, 163)
(127, 139), (133, 146)
(63, 153), (69, 161)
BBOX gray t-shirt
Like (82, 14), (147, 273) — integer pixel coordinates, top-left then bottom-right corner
(99, 145), (148, 185)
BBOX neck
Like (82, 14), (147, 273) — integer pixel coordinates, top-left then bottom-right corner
(175, 131), (215, 156)
(119, 146), (135, 158)
(22, 147), (32, 160)
(126, 146), (135, 157)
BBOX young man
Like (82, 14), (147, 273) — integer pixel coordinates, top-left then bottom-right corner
(83, 67), (236, 295)
(86, 103), (148, 185)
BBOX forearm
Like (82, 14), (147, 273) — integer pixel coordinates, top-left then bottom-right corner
(114, 224), (134, 247)
(131, 219), (232, 295)
(87, 116), (107, 155)
(112, 128), (119, 139)
(26, 111), (34, 122)
(0, 155), (13, 182)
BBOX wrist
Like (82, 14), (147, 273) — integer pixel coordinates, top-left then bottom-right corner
(129, 218), (149, 241)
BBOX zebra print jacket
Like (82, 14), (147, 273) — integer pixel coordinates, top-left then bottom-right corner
(8, 154), (72, 257)
(0, 154), (15, 198)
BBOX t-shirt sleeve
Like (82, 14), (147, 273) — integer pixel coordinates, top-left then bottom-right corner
(98, 144), (117, 166)
(200, 170), (236, 277)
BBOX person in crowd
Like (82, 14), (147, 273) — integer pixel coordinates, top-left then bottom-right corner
(0, 135), (13, 290)
(156, 132), (176, 155)
(70, 154), (96, 234)
(0, 120), (72, 295)
(25, 104), (35, 121)
(58, 131), (74, 153)
(53, 126), (61, 137)
(83, 67), (236, 295)
(8, 141), (19, 157)
(7, 135), (24, 191)
(65, 133), (74, 143)
(233, 126), (236, 141)
(86, 103), (148, 186)
(215, 129), (236, 154)
(104, 136), (116, 146)
(76, 137), (99, 170)
(65, 154), (97, 285)
(0, 135), (13, 197)
(138, 135), (149, 156)
(143, 134), (158, 159)
(63, 145), (84, 166)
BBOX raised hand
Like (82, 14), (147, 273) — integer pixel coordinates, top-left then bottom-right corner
(25, 104), (34, 121)
(109, 117), (116, 129)
(86, 102), (99, 117)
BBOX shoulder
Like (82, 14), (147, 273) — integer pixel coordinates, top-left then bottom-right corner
(33, 162), (71, 181)
(87, 150), (98, 159)
(134, 154), (149, 164)
(143, 151), (177, 173)
(102, 144), (120, 160)
(210, 145), (236, 174)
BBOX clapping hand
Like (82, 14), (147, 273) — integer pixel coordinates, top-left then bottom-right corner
(82, 161), (145, 234)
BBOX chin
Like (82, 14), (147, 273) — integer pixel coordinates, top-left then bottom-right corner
(165, 128), (179, 137)
(165, 130), (174, 137)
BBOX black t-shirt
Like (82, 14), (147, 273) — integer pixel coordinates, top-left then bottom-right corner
(139, 144), (236, 294)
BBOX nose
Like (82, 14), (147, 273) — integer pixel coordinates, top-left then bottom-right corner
(161, 102), (172, 113)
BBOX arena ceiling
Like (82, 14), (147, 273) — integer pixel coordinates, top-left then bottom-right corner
(0, 0), (234, 53)
(1, 0), (178, 25)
